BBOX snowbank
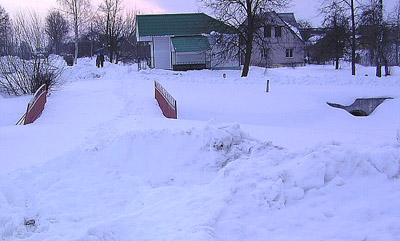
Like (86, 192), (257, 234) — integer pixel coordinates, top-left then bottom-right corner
(1, 124), (399, 240)
(1, 58), (400, 240)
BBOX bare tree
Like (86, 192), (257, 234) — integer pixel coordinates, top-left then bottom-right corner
(97, 0), (123, 63)
(321, 0), (357, 75)
(358, 0), (390, 77)
(321, 0), (349, 69)
(57, 0), (91, 64)
(46, 10), (69, 55)
(96, 0), (138, 64)
(13, 10), (47, 56)
(113, 10), (137, 63)
(0, 5), (12, 56)
(391, 0), (400, 66)
(0, 10), (64, 95)
(199, 0), (289, 77)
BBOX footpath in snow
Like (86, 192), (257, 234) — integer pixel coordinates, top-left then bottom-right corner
(0, 59), (400, 240)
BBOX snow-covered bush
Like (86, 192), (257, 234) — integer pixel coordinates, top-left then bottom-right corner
(0, 55), (65, 95)
(0, 9), (65, 96)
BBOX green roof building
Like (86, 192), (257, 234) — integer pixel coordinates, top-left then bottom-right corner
(136, 13), (240, 71)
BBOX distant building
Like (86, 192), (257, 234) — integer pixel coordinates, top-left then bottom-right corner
(136, 13), (241, 71)
(249, 12), (305, 68)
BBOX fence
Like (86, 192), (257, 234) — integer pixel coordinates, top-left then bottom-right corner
(16, 84), (47, 125)
(154, 81), (177, 119)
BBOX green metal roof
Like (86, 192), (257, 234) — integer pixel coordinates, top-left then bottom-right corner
(171, 36), (211, 52)
(137, 13), (237, 37)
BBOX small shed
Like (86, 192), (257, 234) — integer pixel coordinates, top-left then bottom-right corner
(136, 13), (240, 71)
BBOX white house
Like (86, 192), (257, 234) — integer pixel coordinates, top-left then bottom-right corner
(250, 12), (306, 68)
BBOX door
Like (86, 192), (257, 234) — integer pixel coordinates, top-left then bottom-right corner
(154, 37), (171, 69)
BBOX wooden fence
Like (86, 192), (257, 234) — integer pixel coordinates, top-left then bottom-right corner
(154, 81), (177, 119)
(16, 84), (47, 125)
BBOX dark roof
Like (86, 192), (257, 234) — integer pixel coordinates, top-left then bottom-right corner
(137, 13), (237, 37)
(171, 36), (211, 52)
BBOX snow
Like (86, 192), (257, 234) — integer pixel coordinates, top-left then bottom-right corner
(0, 58), (400, 240)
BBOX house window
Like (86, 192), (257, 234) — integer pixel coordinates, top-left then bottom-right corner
(264, 25), (271, 38)
(286, 48), (294, 58)
(275, 26), (282, 37)
(261, 48), (269, 58)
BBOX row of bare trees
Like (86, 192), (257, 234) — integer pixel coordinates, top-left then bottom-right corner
(54, 0), (137, 65)
(0, 0), (137, 65)
(0, 7), (65, 95)
(0, 0), (139, 95)
(307, 0), (400, 77)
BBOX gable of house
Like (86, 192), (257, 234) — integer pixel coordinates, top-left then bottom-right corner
(250, 12), (305, 67)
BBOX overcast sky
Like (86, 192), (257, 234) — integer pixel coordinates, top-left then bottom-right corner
(1, 0), (398, 27)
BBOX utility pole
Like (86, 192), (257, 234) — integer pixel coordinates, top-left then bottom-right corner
(350, 0), (356, 75)
(90, 22), (93, 60)
(376, 0), (384, 77)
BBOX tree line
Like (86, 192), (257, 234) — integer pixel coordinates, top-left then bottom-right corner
(0, 0), (399, 79)
(0, 0), (140, 95)
(302, 0), (400, 77)
(0, 0), (138, 65)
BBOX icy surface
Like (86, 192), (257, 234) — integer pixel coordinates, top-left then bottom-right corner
(0, 59), (400, 240)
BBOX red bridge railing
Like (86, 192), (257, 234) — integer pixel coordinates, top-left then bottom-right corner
(154, 81), (177, 119)
(16, 84), (47, 125)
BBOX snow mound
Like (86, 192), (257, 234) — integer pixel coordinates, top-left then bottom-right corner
(1, 124), (400, 240)
(76, 139), (400, 241)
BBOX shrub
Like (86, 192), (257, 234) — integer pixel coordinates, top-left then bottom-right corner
(0, 54), (65, 96)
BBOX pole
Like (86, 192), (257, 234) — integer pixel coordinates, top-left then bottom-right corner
(351, 0), (356, 75)
(90, 23), (93, 60)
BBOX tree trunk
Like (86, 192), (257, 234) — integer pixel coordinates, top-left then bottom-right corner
(376, 0), (383, 78)
(335, 57), (339, 69)
(351, 0), (356, 75)
(109, 48), (113, 63)
(396, 43), (399, 66)
(74, 20), (78, 65)
(242, 34), (253, 77)
(384, 57), (389, 76)
(376, 47), (382, 77)
(241, 0), (253, 77)
(376, 65), (382, 77)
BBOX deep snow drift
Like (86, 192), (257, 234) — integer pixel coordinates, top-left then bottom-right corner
(0, 59), (399, 240)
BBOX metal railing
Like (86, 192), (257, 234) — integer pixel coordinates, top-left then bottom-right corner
(154, 81), (177, 119)
(16, 84), (47, 125)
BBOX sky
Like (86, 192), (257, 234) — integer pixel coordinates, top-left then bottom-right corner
(1, 0), (398, 27)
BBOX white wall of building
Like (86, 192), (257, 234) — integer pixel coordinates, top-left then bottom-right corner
(154, 37), (172, 69)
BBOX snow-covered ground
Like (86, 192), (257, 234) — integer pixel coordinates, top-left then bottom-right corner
(0, 59), (399, 240)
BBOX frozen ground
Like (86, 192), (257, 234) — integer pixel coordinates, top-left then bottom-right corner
(0, 59), (399, 240)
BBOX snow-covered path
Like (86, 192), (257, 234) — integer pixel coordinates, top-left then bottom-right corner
(1, 59), (400, 240)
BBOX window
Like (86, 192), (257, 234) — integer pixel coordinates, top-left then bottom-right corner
(261, 48), (269, 58)
(286, 48), (294, 58)
(275, 26), (282, 37)
(264, 25), (271, 38)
